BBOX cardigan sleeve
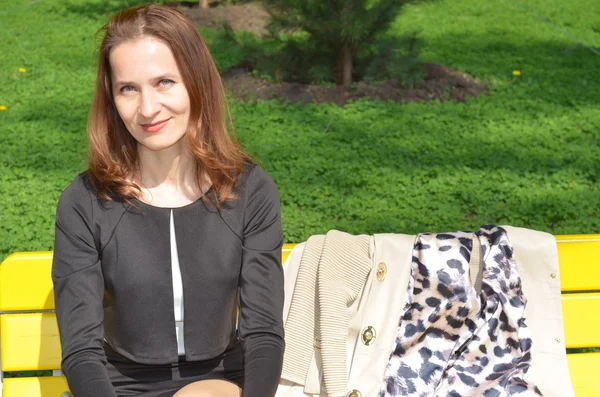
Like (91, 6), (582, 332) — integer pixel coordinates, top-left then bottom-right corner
(238, 166), (285, 397)
(51, 177), (117, 397)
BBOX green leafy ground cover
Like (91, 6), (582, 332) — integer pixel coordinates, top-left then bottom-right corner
(1, 0), (599, 261)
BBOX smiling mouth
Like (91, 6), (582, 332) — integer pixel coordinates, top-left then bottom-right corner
(141, 118), (171, 132)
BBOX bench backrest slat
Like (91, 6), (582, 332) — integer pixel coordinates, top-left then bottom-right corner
(2, 294), (597, 372)
(566, 352), (600, 396)
(0, 252), (54, 311)
(556, 235), (600, 292)
(3, 376), (69, 396)
(1, 238), (597, 313)
(562, 293), (600, 349)
(1, 238), (598, 313)
(0, 313), (62, 371)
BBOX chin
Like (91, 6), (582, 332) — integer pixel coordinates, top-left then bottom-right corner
(138, 136), (186, 153)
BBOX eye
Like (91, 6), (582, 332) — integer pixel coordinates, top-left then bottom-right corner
(158, 79), (174, 87)
(119, 85), (135, 93)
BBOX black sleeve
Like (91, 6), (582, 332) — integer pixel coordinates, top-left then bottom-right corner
(238, 166), (285, 397)
(51, 177), (117, 397)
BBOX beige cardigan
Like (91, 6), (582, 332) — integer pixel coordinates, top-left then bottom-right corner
(281, 231), (372, 396)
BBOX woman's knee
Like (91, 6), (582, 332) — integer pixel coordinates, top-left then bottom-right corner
(173, 379), (242, 397)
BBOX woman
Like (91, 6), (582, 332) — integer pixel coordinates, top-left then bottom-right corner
(52, 4), (284, 397)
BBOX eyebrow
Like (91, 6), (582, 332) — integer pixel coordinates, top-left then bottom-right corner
(113, 74), (180, 87)
(113, 80), (134, 87)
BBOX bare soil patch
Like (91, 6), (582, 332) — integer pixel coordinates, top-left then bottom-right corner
(222, 62), (488, 106)
(172, 2), (270, 37)
(170, 2), (489, 105)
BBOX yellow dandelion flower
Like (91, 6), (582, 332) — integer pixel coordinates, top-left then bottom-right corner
(0, 105), (7, 111)
(18, 67), (26, 73)
(512, 70), (521, 76)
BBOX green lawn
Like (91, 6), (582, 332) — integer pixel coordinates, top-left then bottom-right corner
(1, 0), (599, 260)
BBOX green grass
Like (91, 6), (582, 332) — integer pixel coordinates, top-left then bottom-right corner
(1, 0), (599, 260)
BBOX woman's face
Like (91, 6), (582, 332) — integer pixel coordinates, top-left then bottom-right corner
(109, 36), (191, 153)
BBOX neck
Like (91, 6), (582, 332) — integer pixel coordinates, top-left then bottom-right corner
(137, 143), (196, 191)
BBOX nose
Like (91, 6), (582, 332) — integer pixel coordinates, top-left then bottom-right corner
(138, 89), (161, 119)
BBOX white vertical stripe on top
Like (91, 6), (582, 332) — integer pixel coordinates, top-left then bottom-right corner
(170, 210), (186, 356)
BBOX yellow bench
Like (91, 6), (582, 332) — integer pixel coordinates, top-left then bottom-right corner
(1, 236), (599, 397)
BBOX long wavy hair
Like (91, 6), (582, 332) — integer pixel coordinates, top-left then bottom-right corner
(87, 4), (251, 205)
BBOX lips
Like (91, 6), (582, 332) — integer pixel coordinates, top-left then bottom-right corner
(141, 118), (170, 133)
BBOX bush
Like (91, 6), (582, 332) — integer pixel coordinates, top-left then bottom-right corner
(359, 32), (426, 88)
(246, 0), (418, 86)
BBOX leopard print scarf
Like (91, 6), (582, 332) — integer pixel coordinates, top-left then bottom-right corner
(380, 225), (542, 396)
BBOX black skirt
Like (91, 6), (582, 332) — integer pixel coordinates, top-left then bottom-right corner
(104, 341), (245, 397)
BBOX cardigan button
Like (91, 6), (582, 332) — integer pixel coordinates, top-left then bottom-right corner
(361, 326), (376, 346)
(61, 393), (73, 397)
(377, 262), (387, 282)
(347, 390), (362, 397)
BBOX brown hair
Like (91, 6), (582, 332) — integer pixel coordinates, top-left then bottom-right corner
(87, 4), (251, 204)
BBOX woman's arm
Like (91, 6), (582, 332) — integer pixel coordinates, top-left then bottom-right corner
(52, 177), (117, 397)
(238, 166), (285, 397)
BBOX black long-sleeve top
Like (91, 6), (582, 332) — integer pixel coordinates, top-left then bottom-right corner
(52, 163), (285, 397)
